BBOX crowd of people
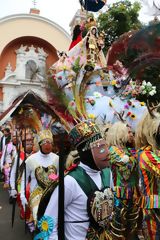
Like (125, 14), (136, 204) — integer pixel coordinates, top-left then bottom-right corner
(0, 104), (159, 240)
(0, 126), (59, 233)
(0, 5), (160, 240)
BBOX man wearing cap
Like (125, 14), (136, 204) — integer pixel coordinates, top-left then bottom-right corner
(35, 121), (113, 240)
(20, 129), (59, 227)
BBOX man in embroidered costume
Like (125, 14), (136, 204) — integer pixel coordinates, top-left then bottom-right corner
(135, 106), (160, 240)
(20, 129), (59, 226)
(35, 121), (113, 240)
(106, 121), (142, 239)
(10, 131), (35, 229)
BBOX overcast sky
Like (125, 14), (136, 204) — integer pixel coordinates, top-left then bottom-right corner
(0, 0), (153, 33)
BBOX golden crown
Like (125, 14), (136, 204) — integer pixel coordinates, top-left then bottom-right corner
(85, 15), (97, 29)
(37, 129), (53, 143)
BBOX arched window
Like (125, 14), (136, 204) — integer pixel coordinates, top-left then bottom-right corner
(25, 60), (37, 80)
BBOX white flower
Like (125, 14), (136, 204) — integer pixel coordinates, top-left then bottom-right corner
(142, 80), (146, 86)
(147, 82), (152, 87)
(140, 80), (157, 96)
(149, 90), (156, 96)
(93, 92), (102, 98)
(149, 91), (154, 96)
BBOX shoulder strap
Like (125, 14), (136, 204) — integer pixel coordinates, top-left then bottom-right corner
(101, 168), (111, 188)
(69, 166), (104, 196)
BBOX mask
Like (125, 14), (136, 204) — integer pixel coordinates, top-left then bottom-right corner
(90, 138), (110, 169)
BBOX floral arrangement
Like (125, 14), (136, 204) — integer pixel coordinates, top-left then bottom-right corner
(122, 80), (141, 98)
(140, 80), (157, 96)
(122, 80), (157, 99)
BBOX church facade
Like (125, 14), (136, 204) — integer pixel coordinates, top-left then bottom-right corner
(0, 9), (71, 113)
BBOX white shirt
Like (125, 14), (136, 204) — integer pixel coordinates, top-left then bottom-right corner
(45, 163), (112, 240)
(10, 151), (32, 190)
(20, 150), (59, 197)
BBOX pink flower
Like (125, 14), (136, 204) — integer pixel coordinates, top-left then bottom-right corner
(66, 163), (78, 172)
(58, 76), (62, 80)
(48, 174), (58, 181)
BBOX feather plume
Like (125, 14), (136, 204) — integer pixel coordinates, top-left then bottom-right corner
(12, 105), (42, 132)
(47, 75), (77, 132)
(125, 22), (160, 101)
(106, 22), (160, 101)
(106, 30), (137, 67)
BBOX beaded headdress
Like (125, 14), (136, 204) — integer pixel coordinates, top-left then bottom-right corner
(69, 120), (101, 149)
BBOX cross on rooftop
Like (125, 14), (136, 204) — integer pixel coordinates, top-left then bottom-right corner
(32, 0), (37, 8)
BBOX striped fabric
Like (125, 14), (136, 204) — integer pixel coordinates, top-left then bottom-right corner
(143, 209), (160, 240)
(138, 146), (160, 209)
(138, 146), (160, 240)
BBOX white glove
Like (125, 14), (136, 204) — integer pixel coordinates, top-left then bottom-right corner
(20, 195), (28, 211)
(10, 189), (17, 198)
